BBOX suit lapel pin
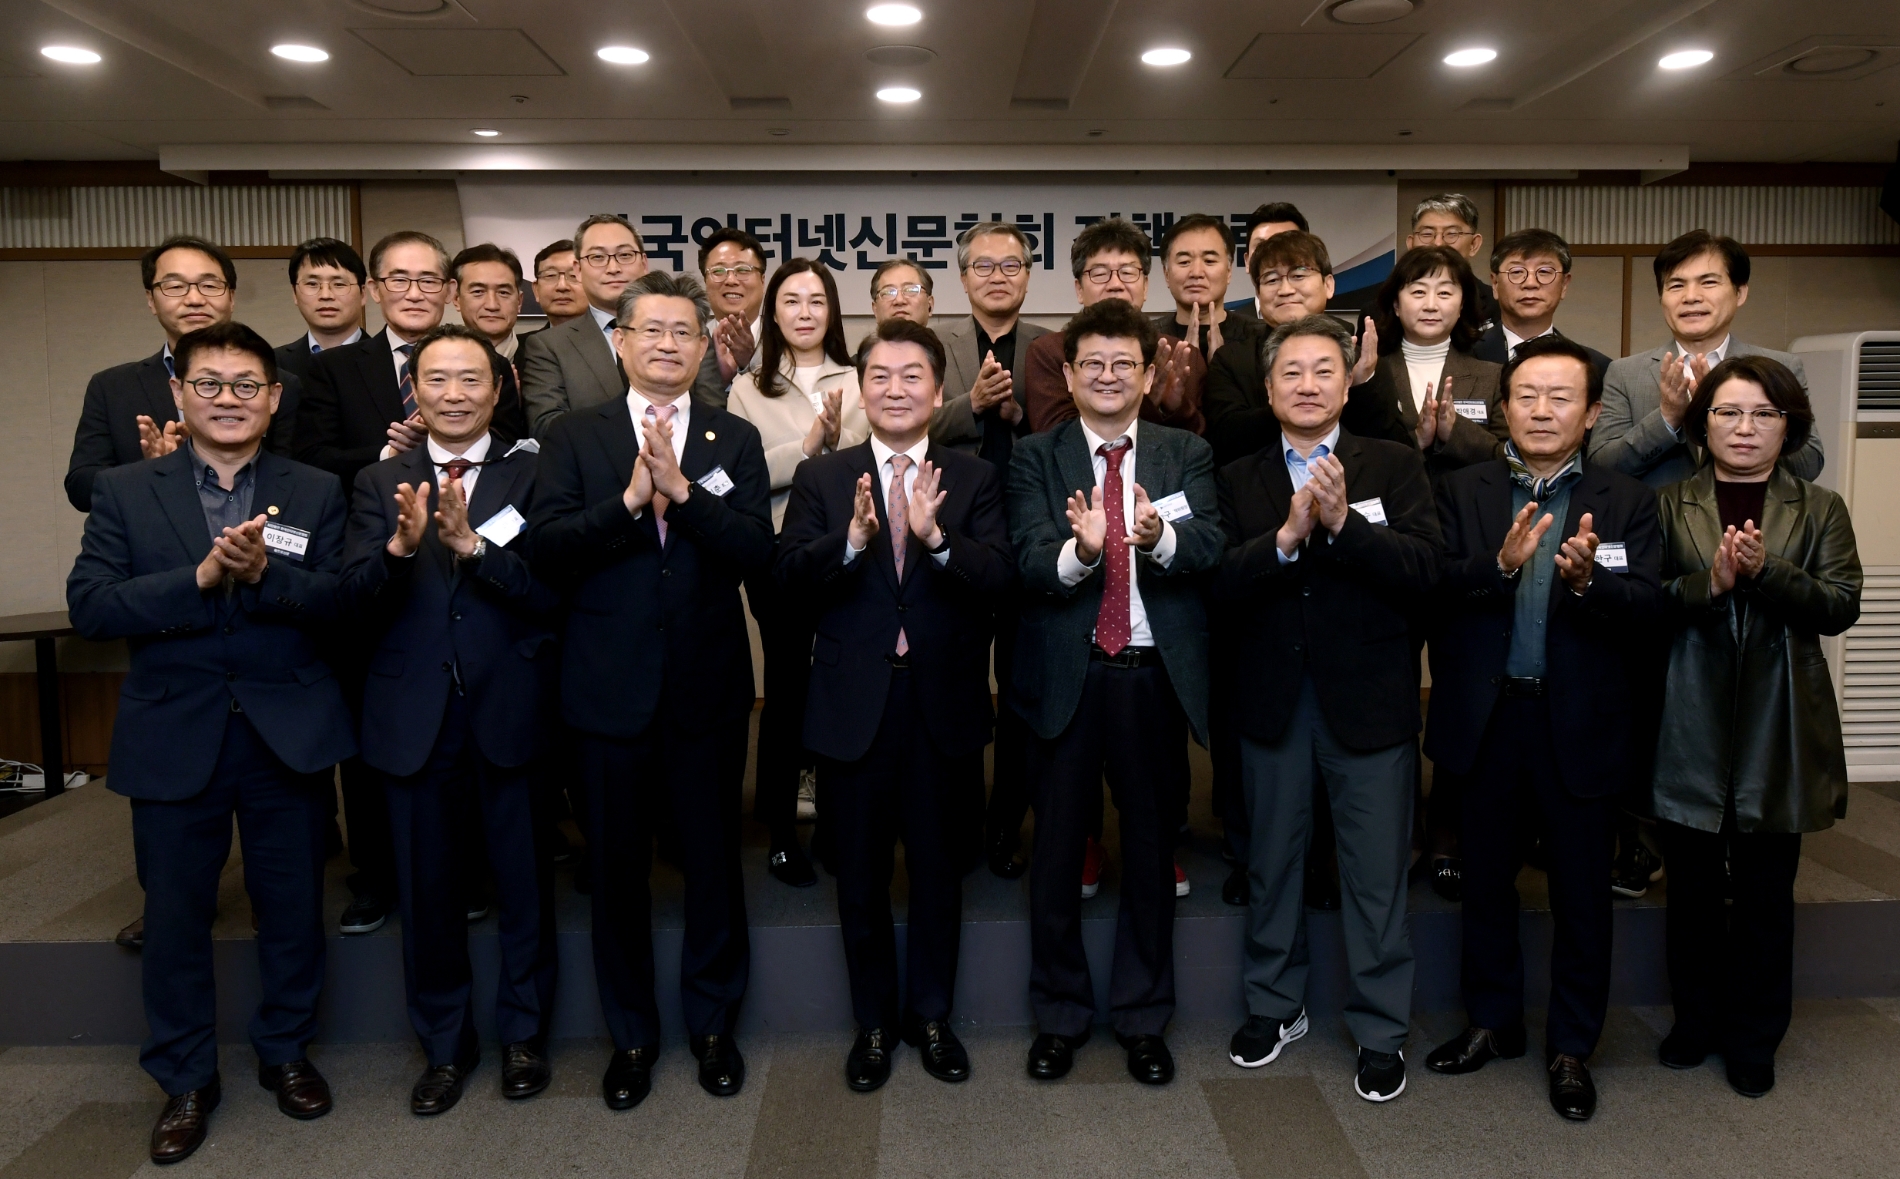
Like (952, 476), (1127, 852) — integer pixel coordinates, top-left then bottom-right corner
(267, 505), (280, 516)
(705, 430), (716, 440)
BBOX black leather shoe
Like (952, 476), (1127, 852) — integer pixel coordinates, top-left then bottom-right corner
(410, 1049), (478, 1117)
(501, 1040), (551, 1100)
(1430, 857), (1463, 903)
(1727, 1058), (1774, 1098)
(1026, 1030), (1088, 1080)
(768, 840), (818, 888)
(150, 1077), (220, 1165)
(258, 1058), (332, 1119)
(692, 1034), (746, 1096)
(1425, 1025), (1527, 1075)
(846, 1028), (895, 1093)
(1658, 1027), (1710, 1070)
(602, 1046), (656, 1110)
(905, 1020), (971, 1083)
(988, 842), (1028, 880)
(116, 916), (145, 952)
(1221, 867), (1248, 907)
(339, 892), (388, 935)
(1116, 1033), (1175, 1085)
(1548, 1054), (1597, 1120)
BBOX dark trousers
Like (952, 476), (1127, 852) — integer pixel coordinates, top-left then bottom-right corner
(982, 605), (1032, 852)
(1461, 695), (1614, 1058)
(580, 716), (750, 1050)
(748, 576), (814, 838)
(823, 668), (974, 1030)
(1659, 819), (1802, 1068)
(132, 711), (330, 1095)
(384, 693), (557, 1066)
(1028, 656), (1186, 1038)
(340, 754), (395, 901)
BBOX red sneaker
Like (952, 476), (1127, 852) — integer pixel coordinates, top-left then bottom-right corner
(1081, 837), (1105, 899)
(1175, 859), (1190, 898)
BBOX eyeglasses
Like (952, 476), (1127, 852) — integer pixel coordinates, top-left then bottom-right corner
(621, 324), (702, 343)
(706, 264), (761, 280)
(1075, 358), (1142, 380)
(297, 277), (361, 295)
(581, 248), (646, 269)
(1411, 228), (1473, 245)
(1501, 264), (1563, 287)
(150, 278), (229, 298)
(967, 257), (1026, 278)
(420, 374), (498, 392)
(535, 268), (580, 285)
(1258, 267), (1320, 288)
(1082, 263), (1145, 286)
(875, 283), (927, 300)
(184, 377), (264, 400)
(1707, 406), (1787, 427)
(377, 274), (447, 294)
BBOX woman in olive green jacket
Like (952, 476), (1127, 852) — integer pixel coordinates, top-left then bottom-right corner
(1651, 354), (1861, 1100)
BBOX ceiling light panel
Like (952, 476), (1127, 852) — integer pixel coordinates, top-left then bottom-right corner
(876, 86), (921, 103)
(867, 5), (922, 26)
(597, 45), (649, 65)
(1142, 48), (1191, 66)
(1443, 48), (1496, 67)
(1659, 49), (1714, 70)
(271, 44), (330, 63)
(41, 46), (100, 64)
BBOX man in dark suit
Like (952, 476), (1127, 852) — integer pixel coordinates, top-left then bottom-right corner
(340, 324), (559, 1116)
(520, 214), (647, 437)
(778, 318), (1014, 1091)
(1421, 336), (1663, 1120)
(1469, 230), (1614, 373)
(66, 322), (355, 1164)
(65, 235), (306, 511)
(272, 237), (368, 456)
(694, 226), (768, 410)
(1216, 314), (1441, 1104)
(529, 240), (587, 331)
(528, 271), (774, 1109)
(1009, 298), (1225, 1087)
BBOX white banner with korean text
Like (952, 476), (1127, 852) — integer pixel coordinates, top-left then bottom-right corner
(457, 175), (1397, 318)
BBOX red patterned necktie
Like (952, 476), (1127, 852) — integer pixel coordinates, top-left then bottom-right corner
(646, 403), (679, 542)
(1093, 437), (1133, 656)
(889, 453), (911, 656)
(441, 458), (475, 484)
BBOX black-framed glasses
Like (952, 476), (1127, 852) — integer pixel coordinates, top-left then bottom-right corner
(1411, 227), (1473, 244)
(377, 273), (447, 294)
(1707, 406), (1786, 426)
(184, 377), (264, 400)
(1258, 267), (1319, 288)
(1075, 358), (1142, 380)
(875, 283), (927, 300)
(968, 257), (1026, 278)
(707, 264), (761, 280)
(150, 278), (229, 298)
(581, 248), (646, 268)
(296, 277), (361, 295)
(1082, 263), (1144, 286)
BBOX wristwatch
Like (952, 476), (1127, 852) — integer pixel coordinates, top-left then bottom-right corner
(459, 537), (488, 563)
(927, 529), (952, 555)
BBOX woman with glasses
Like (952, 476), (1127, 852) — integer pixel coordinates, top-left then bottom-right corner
(871, 259), (935, 326)
(1651, 354), (1860, 1098)
(1364, 246), (1507, 472)
(726, 258), (871, 886)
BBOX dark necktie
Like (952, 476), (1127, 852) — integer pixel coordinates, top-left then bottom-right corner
(1094, 438), (1133, 656)
(396, 343), (416, 417)
(441, 458), (475, 484)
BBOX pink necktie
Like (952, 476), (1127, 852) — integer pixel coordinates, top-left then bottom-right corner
(646, 403), (679, 543)
(1094, 438), (1133, 656)
(889, 454), (911, 656)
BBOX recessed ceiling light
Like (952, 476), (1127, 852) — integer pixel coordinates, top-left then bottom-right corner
(271, 44), (329, 63)
(866, 4), (922, 26)
(1141, 47), (1192, 67)
(597, 46), (650, 65)
(1443, 47), (1496, 67)
(40, 46), (100, 65)
(1658, 49), (1714, 70)
(472, 128), (500, 137)
(876, 86), (921, 103)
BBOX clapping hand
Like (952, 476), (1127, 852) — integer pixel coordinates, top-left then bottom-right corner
(1276, 486), (1318, 556)
(906, 460), (948, 549)
(386, 481), (432, 557)
(1127, 483), (1163, 551)
(1067, 486), (1108, 564)
(1351, 319), (1380, 386)
(1658, 350), (1711, 430)
(970, 351), (1015, 417)
(1554, 511), (1599, 594)
(1498, 500), (1555, 574)
(387, 412), (427, 454)
(802, 387), (843, 458)
(435, 472), (477, 557)
(138, 415), (187, 459)
(1711, 526), (1739, 595)
(847, 472), (880, 551)
(1732, 518), (1765, 579)
(714, 314), (757, 381)
(1305, 454), (1350, 535)
(1415, 376), (1461, 449)
(622, 453), (653, 515)
(1150, 335), (1200, 417)
(641, 413), (691, 502)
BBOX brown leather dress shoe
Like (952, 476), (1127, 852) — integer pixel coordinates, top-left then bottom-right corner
(258, 1058), (332, 1120)
(151, 1077), (220, 1165)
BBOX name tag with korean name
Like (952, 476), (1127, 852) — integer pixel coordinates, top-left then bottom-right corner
(697, 466), (735, 497)
(476, 504), (527, 547)
(1595, 541), (1628, 571)
(1151, 490), (1193, 523)
(1349, 497), (1388, 526)
(1453, 399), (1490, 422)
(261, 522), (310, 561)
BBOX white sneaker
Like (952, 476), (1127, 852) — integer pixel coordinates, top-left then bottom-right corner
(795, 770), (817, 823)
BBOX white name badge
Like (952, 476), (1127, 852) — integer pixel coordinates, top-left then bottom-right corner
(1453, 399), (1490, 422)
(476, 504), (527, 547)
(697, 466), (735, 497)
(1595, 541), (1629, 571)
(1151, 490), (1193, 523)
(1349, 496), (1388, 526)
(261, 522), (310, 561)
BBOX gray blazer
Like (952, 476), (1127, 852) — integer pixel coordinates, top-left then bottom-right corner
(520, 313), (627, 439)
(929, 316), (1052, 453)
(1590, 340), (1823, 488)
(1005, 418), (1224, 744)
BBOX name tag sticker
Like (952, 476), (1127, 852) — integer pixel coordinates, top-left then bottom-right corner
(1595, 541), (1629, 571)
(475, 504), (527, 547)
(1151, 490), (1193, 523)
(696, 466), (735, 497)
(1349, 497), (1388, 526)
(261, 522), (310, 561)
(1453, 399), (1490, 422)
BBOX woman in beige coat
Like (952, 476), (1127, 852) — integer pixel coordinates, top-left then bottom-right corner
(727, 258), (869, 886)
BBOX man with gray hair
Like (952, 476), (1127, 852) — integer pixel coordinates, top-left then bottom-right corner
(527, 269), (775, 1110)
(1407, 194), (1499, 329)
(520, 213), (649, 437)
(1215, 313), (1441, 1104)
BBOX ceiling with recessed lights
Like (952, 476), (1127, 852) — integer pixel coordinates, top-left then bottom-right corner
(0, 0), (1894, 168)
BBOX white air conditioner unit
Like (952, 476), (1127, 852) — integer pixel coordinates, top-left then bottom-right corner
(1789, 331), (1900, 782)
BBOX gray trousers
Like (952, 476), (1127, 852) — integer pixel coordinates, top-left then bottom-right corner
(1240, 676), (1415, 1054)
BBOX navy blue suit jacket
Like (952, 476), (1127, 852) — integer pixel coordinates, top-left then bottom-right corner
(527, 397), (774, 739)
(66, 447), (356, 800)
(340, 438), (559, 778)
(776, 442), (1014, 763)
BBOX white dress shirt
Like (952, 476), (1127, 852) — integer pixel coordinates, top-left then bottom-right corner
(590, 304), (617, 342)
(1501, 323), (1553, 359)
(844, 434), (951, 568)
(1055, 418), (1178, 647)
(426, 431), (492, 503)
(306, 327), (363, 354)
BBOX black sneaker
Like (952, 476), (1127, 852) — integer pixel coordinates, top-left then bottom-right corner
(1611, 843), (1664, 898)
(1354, 1047), (1406, 1102)
(1229, 1010), (1307, 1068)
(768, 842), (817, 888)
(339, 893), (389, 935)
(1430, 857), (1463, 903)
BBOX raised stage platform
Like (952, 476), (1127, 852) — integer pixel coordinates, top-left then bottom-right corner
(3, 741), (1899, 1048)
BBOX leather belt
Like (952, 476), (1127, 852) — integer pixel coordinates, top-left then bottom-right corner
(1502, 677), (1547, 698)
(1090, 645), (1160, 669)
